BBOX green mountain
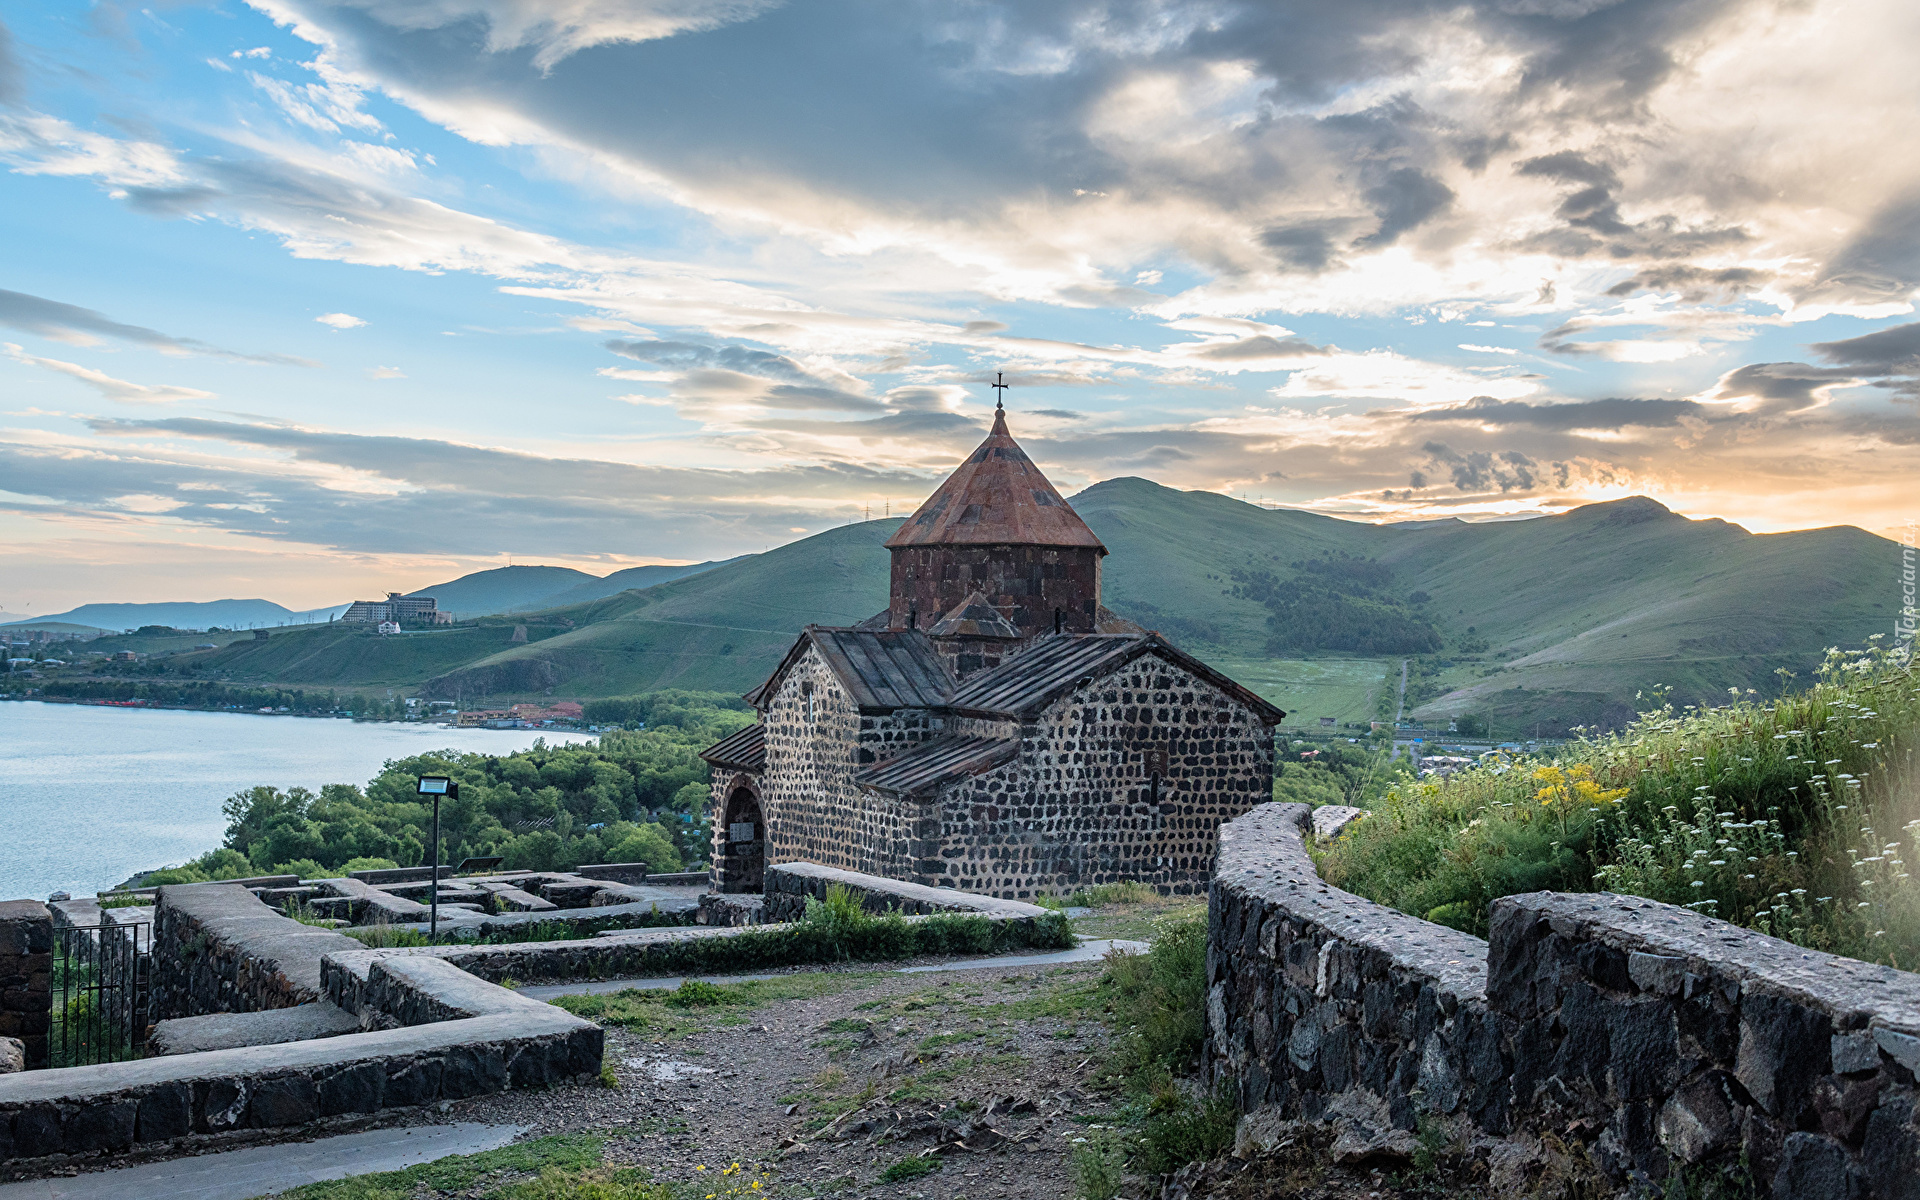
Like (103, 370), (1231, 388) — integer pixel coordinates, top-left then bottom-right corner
(406, 565), (600, 616)
(530, 557), (749, 610)
(2, 598), (335, 631)
(154, 483), (1895, 735)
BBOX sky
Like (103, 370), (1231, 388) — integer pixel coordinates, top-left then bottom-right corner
(0, 0), (1915, 614)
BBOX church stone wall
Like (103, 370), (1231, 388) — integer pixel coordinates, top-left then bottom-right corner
(931, 651), (1273, 899)
(755, 647), (943, 880)
(888, 545), (1102, 638)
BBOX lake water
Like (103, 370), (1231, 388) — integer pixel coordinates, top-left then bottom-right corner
(0, 701), (594, 899)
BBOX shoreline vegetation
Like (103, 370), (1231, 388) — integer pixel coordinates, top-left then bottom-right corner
(1321, 640), (1919, 969)
(74, 690), (755, 890)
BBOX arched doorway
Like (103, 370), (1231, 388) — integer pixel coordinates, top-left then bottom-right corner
(719, 784), (765, 892)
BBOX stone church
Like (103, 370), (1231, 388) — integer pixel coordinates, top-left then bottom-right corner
(700, 403), (1286, 899)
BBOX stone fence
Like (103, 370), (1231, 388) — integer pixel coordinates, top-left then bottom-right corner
(1206, 802), (1920, 1199)
(0, 884), (600, 1176)
(0, 903), (51, 1071)
(151, 884), (364, 1021)
(763, 862), (1052, 923)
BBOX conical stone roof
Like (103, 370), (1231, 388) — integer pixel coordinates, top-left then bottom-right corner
(884, 408), (1106, 551)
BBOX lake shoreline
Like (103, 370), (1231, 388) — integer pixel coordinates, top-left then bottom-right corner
(1, 693), (596, 735)
(0, 701), (595, 899)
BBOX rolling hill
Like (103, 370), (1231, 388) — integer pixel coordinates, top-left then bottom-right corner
(140, 483), (1895, 734)
(1, 598), (343, 632)
(404, 565), (600, 616)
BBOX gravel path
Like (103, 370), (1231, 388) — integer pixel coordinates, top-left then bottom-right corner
(458, 960), (1117, 1199)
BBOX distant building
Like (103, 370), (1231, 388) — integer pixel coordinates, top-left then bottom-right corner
(252, 629), (270, 641)
(377, 621), (401, 636)
(455, 709), (515, 727)
(1319, 716), (1336, 727)
(342, 593), (450, 625)
(113, 651), (138, 661)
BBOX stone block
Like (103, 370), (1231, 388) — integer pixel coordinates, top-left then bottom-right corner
(1772, 1131), (1861, 1200)
(1737, 992), (1831, 1119)
(1834, 1030), (1881, 1075)
(196, 1078), (249, 1132)
(1627, 951), (1686, 996)
(136, 1081), (193, 1142)
(1658, 1076), (1737, 1163)
(10, 1104), (61, 1158)
(317, 1060), (386, 1116)
(65, 1099), (136, 1154)
(247, 1074), (321, 1128)
(1863, 1096), (1920, 1200)
(0, 1037), (22, 1074)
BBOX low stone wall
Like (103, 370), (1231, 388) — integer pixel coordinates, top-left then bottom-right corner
(697, 894), (767, 927)
(764, 863), (1052, 923)
(2, 890), (600, 1175)
(1205, 802), (1920, 1198)
(0, 903), (51, 1071)
(150, 885), (367, 1021)
(0, 1006), (598, 1172)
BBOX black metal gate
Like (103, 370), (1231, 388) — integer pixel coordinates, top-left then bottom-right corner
(54, 921), (150, 1066)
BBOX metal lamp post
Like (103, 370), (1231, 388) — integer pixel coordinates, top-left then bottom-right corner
(416, 775), (456, 944)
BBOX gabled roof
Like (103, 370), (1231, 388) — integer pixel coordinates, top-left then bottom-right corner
(856, 734), (1019, 798)
(928, 591), (1021, 639)
(884, 409), (1106, 552)
(947, 633), (1287, 725)
(744, 625), (954, 713)
(700, 722), (765, 771)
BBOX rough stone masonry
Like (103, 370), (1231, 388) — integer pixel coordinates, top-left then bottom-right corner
(1206, 802), (1920, 1198)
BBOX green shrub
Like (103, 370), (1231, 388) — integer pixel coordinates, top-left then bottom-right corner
(1107, 914), (1210, 1085)
(605, 824), (681, 872)
(340, 856), (400, 874)
(272, 859), (330, 881)
(1132, 1086), (1240, 1177)
(1321, 644), (1918, 965)
(879, 1154), (941, 1183)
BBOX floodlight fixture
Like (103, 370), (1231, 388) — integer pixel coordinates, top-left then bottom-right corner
(415, 775), (457, 943)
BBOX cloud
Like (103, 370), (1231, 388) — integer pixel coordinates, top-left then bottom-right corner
(1404, 395), (1705, 430)
(0, 288), (311, 364)
(3, 344), (215, 403)
(0, 18), (22, 106)
(1810, 321), (1920, 371)
(315, 312), (367, 329)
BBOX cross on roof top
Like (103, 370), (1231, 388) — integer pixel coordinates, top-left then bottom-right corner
(990, 370), (1008, 411)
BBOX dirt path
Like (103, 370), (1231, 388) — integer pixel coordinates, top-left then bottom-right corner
(456, 961), (1117, 1198)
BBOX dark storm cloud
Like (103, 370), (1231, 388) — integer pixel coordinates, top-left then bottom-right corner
(1710, 362), (1862, 410)
(605, 339), (819, 384)
(1259, 222), (1349, 273)
(1810, 321), (1920, 371)
(1418, 442), (1540, 491)
(1510, 149), (1748, 261)
(1193, 334), (1330, 361)
(1358, 168), (1456, 247)
(0, 288), (311, 365)
(607, 339), (883, 411)
(1604, 265), (1770, 302)
(1406, 395), (1705, 428)
(1802, 193), (1920, 305)
(15, 417), (942, 557)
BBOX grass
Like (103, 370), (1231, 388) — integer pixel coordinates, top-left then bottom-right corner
(96, 893), (150, 910)
(551, 973), (882, 1040)
(256, 1132), (608, 1198)
(878, 1154), (941, 1184)
(1321, 643), (1920, 967)
(253, 1133), (769, 1200)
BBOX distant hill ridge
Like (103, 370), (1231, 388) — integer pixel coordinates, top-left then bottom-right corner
(91, 484), (1896, 734)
